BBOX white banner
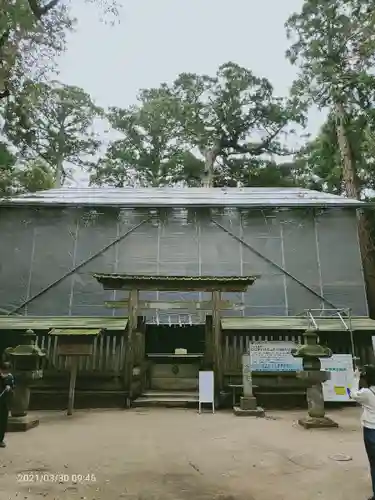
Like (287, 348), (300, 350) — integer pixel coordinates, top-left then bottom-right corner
(320, 354), (355, 403)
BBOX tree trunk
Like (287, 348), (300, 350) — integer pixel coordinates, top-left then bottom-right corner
(335, 102), (360, 199)
(202, 143), (220, 188)
(335, 101), (375, 316)
(54, 155), (64, 188)
(54, 121), (65, 188)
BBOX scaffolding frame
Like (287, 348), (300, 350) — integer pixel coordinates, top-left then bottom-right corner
(299, 308), (358, 368)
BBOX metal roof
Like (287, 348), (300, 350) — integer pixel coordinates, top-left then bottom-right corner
(49, 328), (102, 336)
(0, 187), (364, 208)
(221, 316), (375, 331)
(0, 316), (128, 330)
(94, 273), (257, 291)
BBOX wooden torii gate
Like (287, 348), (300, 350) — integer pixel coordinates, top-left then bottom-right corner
(93, 274), (257, 398)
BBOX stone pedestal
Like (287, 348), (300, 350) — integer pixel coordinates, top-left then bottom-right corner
(7, 382), (40, 432)
(298, 416), (338, 429)
(233, 396), (265, 417)
(8, 416), (39, 432)
(297, 378), (338, 428)
(292, 330), (338, 429)
(11, 383), (31, 417)
(4, 330), (45, 433)
(233, 353), (265, 417)
(8, 376), (41, 432)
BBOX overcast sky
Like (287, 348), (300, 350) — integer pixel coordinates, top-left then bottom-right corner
(58, 0), (322, 136)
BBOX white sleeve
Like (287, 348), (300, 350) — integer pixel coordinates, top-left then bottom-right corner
(349, 377), (371, 404)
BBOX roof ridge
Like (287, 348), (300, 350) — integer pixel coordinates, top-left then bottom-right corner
(1, 186), (364, 208)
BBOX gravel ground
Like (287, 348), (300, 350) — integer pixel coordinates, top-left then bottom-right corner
(0, 406), (371, 500)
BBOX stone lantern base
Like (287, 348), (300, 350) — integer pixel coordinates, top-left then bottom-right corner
(7, 371), (43, 432)
(7, 415), (39, 432)
(298, 416), (339, 429)
(233, 396), (265, 417)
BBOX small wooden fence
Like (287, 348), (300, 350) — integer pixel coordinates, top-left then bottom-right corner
(36, 333), (126, 374)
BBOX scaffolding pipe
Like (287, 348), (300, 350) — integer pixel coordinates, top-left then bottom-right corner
(212, 219), (339, 309)
(7, 218), (150, 316)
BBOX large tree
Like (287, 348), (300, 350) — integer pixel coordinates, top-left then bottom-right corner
(4, 80), (103, 186)
(167, 62), (303, 187)
(286, 0), (375, 314)
(286, 0), (375, 198)
(92, 88), (205, 187)
(92, 62), (303, 188)
(0, 0), (118, 99)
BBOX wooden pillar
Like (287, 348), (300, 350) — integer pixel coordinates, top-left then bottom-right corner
(212, 290), (223, 392)
(125, 288), (139, 403)
(204, 315), (213, 368)
(67, 357), (78, 416)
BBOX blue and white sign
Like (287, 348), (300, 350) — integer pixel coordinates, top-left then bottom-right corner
(249, 341), (303, 372)
(249, 343), (355, 402)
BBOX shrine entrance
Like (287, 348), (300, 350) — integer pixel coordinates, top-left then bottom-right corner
(93, 274), (256, 403)
(145, 324), (205, 391)
(145, 324), (205, 356)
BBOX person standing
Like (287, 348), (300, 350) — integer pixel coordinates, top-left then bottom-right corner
(349, 365), (375, 500)
(0, 361), (14, 448)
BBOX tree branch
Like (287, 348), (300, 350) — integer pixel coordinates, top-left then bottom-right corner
(0, 86), (10, 100)
(0, 29), (10, 51)
(232, 126), (285, 155)
(27, 0), (60, 20)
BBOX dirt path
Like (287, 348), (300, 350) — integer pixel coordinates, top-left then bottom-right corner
(0, 407), (370, 499)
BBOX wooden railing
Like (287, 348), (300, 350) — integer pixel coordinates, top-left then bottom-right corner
(36, 333), (126, 374)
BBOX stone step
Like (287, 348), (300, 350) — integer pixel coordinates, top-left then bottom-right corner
(142, 390), (198, 399)
(133, 397), (198, 408)
(133, 390), (199, 408)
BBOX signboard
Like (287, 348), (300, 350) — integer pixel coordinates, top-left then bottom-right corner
(198, 371), (214, 413)
(320, 354), (355, 403)
(248, 342), (355, 403)
(249, 341), (303, 372)
(57, 343), (93, 356)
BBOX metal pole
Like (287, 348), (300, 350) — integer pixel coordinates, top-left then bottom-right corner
(67, 357), (78, 416)
(212, 219), (339, 310)
(8, 218), (150, 315)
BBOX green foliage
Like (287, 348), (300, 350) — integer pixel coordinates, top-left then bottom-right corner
(0, 142), (53, 196)
(92, 62), (303, 187)
(0, 0), (119, 98)
(286, 0), (375, 108)
(92, 88), (197, 187)
(14, 158), (54, 193)
(0, 141), (17, 195)
(4, 80), (103, 185)
(170, 62), (303, 157)
(295, 114), (375, 196)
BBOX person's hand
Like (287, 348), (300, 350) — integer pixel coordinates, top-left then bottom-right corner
(5, 385), (11, 392)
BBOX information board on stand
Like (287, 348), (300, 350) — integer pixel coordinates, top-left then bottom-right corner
(249, 342), (355, 403)
(198, 371), (214, 414)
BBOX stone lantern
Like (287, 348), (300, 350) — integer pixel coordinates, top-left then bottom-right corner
(292, 329), (338, 429)
(4, 329), (46, 431)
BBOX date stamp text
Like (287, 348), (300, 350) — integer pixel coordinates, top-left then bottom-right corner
(16, 473), (97, 483)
